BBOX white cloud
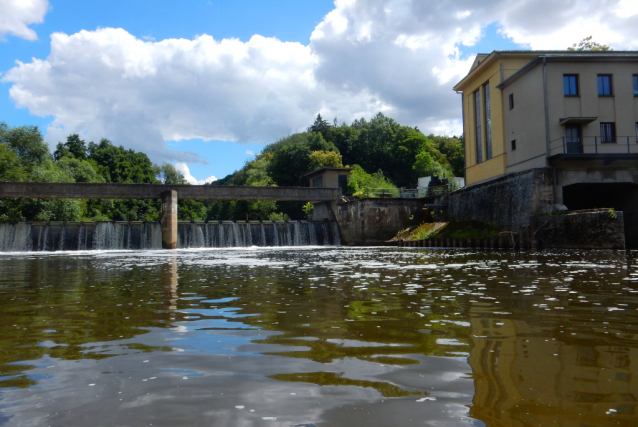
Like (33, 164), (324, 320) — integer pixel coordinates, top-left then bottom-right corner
(246, 150), (255, 156)
(4, 0), (638, 164)
(174, 162), (217, 185)
(0, 0), (48, 41)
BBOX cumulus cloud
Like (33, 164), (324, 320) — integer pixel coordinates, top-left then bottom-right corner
(0, 0), (48, 41)
(246, 150), (255, 156)
(174, 162), (217, 185)
(4, 0), (638, 163)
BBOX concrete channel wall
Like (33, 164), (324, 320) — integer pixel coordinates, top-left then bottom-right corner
(535, 210), (625, 249)
(336, 198), (426, 245)
(440, 168), (553, 230)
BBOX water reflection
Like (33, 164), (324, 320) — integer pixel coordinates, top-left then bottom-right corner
(0, 249), (636, 426)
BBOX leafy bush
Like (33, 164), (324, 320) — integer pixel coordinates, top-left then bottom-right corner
(268, 212), (290, 221)
(348, 165), (396, 198)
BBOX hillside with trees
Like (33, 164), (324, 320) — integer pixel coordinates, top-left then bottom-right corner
(209, 113), (464, 220)
(0, 113), (463, 222)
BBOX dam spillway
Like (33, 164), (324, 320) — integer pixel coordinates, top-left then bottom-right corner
(0, 220), (341, 252)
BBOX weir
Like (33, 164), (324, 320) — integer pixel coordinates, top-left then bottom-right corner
(0, 220), (341, 252)
(0, 182), (341, 249)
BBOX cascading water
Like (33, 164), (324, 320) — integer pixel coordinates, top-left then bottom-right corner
(0, 222), (33, 252)
(0, 220), (340, 251)
(244, 222), (253, 246)
(259, 223), (267, 247)
(285, 223), (293, 246)
(322, 223), (331, 245)
(331, 221), (342, 246)
(273, 222), (280, 247)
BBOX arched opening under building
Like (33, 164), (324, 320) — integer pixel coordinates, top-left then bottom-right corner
(563, 182), (638, 247)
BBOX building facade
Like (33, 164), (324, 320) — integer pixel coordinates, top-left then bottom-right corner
(452, 51), (638, 244)
(454, 51), (638, 185)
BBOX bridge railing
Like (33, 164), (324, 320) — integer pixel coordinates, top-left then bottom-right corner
(345, 182), (462, 200)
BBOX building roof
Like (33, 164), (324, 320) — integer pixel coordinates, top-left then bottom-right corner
(454, 50), (638, 92)
(303, 166), (354, 178)
(496, 51), (638, 89)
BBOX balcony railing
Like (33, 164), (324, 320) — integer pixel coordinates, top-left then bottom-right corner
(549, 136), (638, 156)
(346, 182), (464, 200)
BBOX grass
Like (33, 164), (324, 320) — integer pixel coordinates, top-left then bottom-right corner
(390, 220), (502, 241)
(390, 222), (448, 241)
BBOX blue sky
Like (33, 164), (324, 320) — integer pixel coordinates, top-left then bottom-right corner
(2, 0), (636, 182)
(1, 0), (336, 181)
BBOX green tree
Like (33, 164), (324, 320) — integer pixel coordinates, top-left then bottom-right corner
(0, 122), (50, 166)
(347, 165), (396, 197)
(568, 36), (612, 51)
(157, 163), (187, 185)
(267, 133), (338, 187)
(88, 139), (159, 184)
(0, 144), (27, 182)
(308, 150), (343, 169)
(54, 134), (88, 160)
(428, 134), (464, 177)
(56, 156), (105, 183)
(308, 114), (332, 138)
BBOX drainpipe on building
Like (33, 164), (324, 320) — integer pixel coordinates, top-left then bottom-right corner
(552, 165), (558, 204)
(542, 56), (556, 204)
(456, 90), (466, 184)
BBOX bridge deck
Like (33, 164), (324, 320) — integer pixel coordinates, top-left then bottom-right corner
(0, 182), (340, 201)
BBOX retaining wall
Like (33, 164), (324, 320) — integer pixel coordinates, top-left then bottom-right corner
(441, 168), (553, 230)
(535, 210), (625, 249)
(336, 198), (426, 245)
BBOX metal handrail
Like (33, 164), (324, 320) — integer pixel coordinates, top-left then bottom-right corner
(549, 136), (638, 156)
(348, 183), (463, 199)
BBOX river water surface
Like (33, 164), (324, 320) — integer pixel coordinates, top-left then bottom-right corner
(1, 248), (637, 426)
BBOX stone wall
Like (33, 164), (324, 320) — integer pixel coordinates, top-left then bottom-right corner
(441, 168), (553, 230)
(336, 198), (426, 245)
(535, 210), (625, 249)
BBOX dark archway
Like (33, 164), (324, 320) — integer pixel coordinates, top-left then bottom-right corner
(563, 183), (638, 247)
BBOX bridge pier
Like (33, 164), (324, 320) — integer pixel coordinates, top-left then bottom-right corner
(161, 190), (178, 249)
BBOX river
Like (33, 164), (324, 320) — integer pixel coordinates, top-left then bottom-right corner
(0, 247), (636, 426)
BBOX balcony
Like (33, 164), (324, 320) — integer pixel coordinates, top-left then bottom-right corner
(548, 136), (638, 160)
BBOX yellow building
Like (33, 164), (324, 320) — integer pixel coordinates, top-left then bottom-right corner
(453, 50), (638, 187)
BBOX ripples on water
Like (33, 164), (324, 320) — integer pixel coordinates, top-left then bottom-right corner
(0, 248), (637, 426)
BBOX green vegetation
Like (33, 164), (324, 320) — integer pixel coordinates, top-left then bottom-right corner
(0, 122), (203, 222)
(568, 36), (612, 51)
(392, 221), (501, 241)
(302, 202), (314, 216)
(1, 112), (464, 221)
(349, 165), (397, 198)
(391, 222), (448, 241)
(439, 221), (502, 239)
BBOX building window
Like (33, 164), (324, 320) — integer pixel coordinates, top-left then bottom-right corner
(474, 90), (483, 164)
(312, 177), (323, 188)
(598, 74), (613, 96)
(338, 175), (348, 195)
(509, 93), (514, 110)
(600, 122), (616, 143)
(484, 82), (492, 160)
(634, 75), (638, 96)
(511, 140), (516, 151)
(564, 75), (579, 96)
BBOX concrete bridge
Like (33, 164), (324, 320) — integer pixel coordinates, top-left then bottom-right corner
(0, 182), (341, 249)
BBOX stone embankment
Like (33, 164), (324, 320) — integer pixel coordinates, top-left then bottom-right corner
(393, 209), (625, 250)
(394, 232), (531, 249)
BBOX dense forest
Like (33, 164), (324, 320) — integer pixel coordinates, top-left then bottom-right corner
(0, 113), (463, 222)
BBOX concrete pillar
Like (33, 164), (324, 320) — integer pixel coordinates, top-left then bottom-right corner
(161, 190), (178, 249)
